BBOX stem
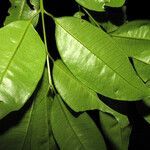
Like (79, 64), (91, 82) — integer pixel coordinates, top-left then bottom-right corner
(40, 0), (53, 89)
(82, 8), (100, 28)
(122, 5), (127, 22)
(44, 10), (55, 20)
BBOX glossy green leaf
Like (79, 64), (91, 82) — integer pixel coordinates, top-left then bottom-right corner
(111, 20), (150, 64)
(5, 0), (40, 26)
(51, 95), (107, 150)
(134, 59), (150, 82)
(0, 21), (46, 119)
(53, 60), (129, 126)
(99, 111), (131, 150)
(55, 17), (149, 101)
(75, 0), (125, 12)
(0, 69), (57, 150)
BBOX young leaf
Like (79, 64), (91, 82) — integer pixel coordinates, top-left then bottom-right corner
(53, 60), (129, 127)
(0, 69), (57, 150)
(111, 20), (150, 64)
(99, 111), (131, 150)
(51, 95), (107, 150)
(0, 21), (46, 119)
(75, 0), (125, 12)
(5, 0), (40, 26)
(55, 17), (149, 101)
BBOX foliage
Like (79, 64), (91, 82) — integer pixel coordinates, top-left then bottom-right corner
(0, 0), (149, 149)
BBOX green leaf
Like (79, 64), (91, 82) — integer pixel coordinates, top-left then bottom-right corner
(53, 60), (100, 112)
(0, 69), (57, 150)
(99, 111), (131, 150)
(134, 59), (150, 82)
(5, 0), (40, 26)
(53, 60), (129, 126)
(75, 0), (125, 12)
(137, 100), (150, 124)
(101, 21), (119, 33)
(51, 95), (107, 150)
(53, 60), (130, 148)
(0, 21), (46, 119)
(111, 20), (150, 64)
(136, 82), (150, 124)
(74, 11), (85, 19)
(55, 17), (149, 101)
(30, 0), (40, 9)
(53, 61), (131, 149)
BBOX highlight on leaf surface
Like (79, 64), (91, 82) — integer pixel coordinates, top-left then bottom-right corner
(111, 20), (150, 64)
(53, 60), (129, 127)
(55, 16), (150, 101)
(0, 20), (46, 119)
(0, 69), (57, 150)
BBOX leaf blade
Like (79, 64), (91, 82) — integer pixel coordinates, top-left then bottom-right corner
(134, 59), (150, 82)
(111, 20), (150, 64)
(75, 0), (125, 12)
(0, 21), (46, 119)
(5, 0), (40, 26)
(51, 95), (107, 150)
(53, 60), (129, 127)
(55, 17), (149, 100)
(0, 69), (57, 150)
(99, 111), (131, 150)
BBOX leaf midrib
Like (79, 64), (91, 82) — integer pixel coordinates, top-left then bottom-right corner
(0, 22), (30, 84)
(20, 100), (34, 150)
(111, 33), (150, 41)
(56, 19), (146, 94)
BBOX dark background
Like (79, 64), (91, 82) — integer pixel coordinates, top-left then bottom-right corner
(0, 0), (150, 24)
(0, 0), (150, 150)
